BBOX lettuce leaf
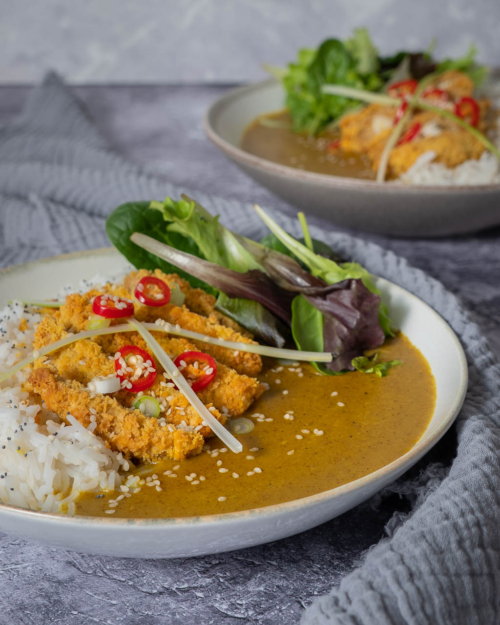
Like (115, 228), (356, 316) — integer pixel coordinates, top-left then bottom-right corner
(437, 44), (488, 87)
(352, 353), (402, 377)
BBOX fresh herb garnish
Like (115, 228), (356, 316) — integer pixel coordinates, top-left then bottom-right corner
(352, 353), (402, 377)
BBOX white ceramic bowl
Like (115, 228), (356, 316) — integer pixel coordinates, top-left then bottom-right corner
(204, 79), (500, 237)
(0, 249), (467, 558)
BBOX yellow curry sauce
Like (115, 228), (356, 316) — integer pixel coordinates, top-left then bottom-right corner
(77, 333), (435, 518)
(241, 111), (376, 180)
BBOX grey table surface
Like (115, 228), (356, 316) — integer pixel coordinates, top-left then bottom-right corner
(0, 84), (499, 625)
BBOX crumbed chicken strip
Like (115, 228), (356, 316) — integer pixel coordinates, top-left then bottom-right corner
(58, 291), (262, 377)
(34, 310), (263, 417)
(40, 337), (224, 438)
(28, 367), (204, 462)
(97, 331), (265, 416)
(339, 73), (491, 177)
(123, 269), (251, 336)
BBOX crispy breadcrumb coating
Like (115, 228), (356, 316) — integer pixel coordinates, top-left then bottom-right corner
(27, 367), (205, 462)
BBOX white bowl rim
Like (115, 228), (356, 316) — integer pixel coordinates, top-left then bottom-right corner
(204, 78), (500, 194)
(0, 248), (468, 528)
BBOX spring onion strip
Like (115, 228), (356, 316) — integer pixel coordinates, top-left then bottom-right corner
(128, 318), (243, 454)
(298, 212), (314, 252)
(376, 79), (430, 183)
(321, 84), (500, 165)
(9, 299), (64, 309)
(0, 320), (332, 384)
(322, 85), (400, 106)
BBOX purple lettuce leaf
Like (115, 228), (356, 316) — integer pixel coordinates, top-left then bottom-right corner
(306, 279), (385, 371)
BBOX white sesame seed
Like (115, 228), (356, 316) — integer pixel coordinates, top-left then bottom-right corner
(283, 390), (289, 395)
(218, 496), (226, 502)
(296, 434), (303, 440)
(167, 474), (177, 478)
(216, 460), (222, 467)
(337, 402), (345, 407)
(287, 450), (295, 455)
(331, 391), (338, 397)
(246, 455), (254, 460)
(275, 379), (281, 384)
(315, 429), (324, 436)
(247, 471), (255, 476)
(253, 467), (262, 473)
(173, 465), (180, 470)
(191, 480), (200, 485)
(105, 510), (116, 514)
(219, 468), (228, 473)
(301, 429), (310, 434)
(232, 473), (239, 478)
(250, 447), (259, 452)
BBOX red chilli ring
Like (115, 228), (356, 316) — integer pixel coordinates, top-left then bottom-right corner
(173, 351), (217, 393)
(92, 295), (134, 319)
(134, 277), (171, 307)
(114, 345), (157, 393)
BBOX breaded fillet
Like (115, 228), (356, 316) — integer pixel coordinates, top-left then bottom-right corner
(28, 367), (205, 462)
(58, 290), (262, 377)
(123, 269), (252, 336)
(339, 70), (492, 177)
(97, 331), (265, 417)
(43, 337), (224, 438)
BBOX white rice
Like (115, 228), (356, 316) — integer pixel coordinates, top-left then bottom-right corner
(399, 149), (500, 186)
(0, 286), (130, 514)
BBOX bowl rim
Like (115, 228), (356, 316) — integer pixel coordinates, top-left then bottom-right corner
(0, 248), (468, 528)
(204, 78), (500, 194)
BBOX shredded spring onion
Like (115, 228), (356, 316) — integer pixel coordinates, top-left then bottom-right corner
(0, 320), (332, 385)
(228, 418), (255, 434)
(87, 314), (111, 331)
(88, 375), (121, 394)
(9, 299), (64, 309)
(132, 395), (161, 418)
(128, 318), (243, 454)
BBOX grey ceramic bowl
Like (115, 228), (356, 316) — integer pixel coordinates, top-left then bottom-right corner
(204, 79), (500, 237)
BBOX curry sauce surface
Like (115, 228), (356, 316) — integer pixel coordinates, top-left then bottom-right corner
(77, 334), (435, 518)
(241, 111), (376, 180)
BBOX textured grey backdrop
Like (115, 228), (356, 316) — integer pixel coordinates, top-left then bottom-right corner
(2, 0), (500, 84)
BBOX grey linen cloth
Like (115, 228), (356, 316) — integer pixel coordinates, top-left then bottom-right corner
(0, 73), (499, 625)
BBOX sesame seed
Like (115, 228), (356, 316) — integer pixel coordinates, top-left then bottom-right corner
(287, 450), (295, 455)
(247, 471), (255, 476)
(296, 435), (303, 440)
(253, 467), (262, 473)
(217, 460), (222, 467)
(337, 402), (345, 407)
(105, 510), (116, 514)
(219, 468), (228, 473)
(232, 473), (239, 478)
(218, 496), (226, 502)
(275, 379), (281, 384)
(250, 447), (259, 452)
(331, 391), (338, 397)
(191, 480), (200, 485)
(301, 429), (310, 434)
(283, 390), (289, 395)
(314, 429), (324, 436)
(246, 455), (254, 460)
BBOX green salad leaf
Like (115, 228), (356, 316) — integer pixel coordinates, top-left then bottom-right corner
(352, 353), (402, 377)
(105, 201), (213, 292)
(283, 32), (382, 135)
(437, 44), (488, 87)
(254, 205), (393, 337)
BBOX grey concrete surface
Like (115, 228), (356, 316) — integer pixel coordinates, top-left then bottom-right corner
(2, 0), (500, 84)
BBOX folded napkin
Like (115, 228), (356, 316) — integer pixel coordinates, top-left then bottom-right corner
(0, 74), (499, 625)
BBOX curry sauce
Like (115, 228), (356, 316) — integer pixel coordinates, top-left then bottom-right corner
(241, 111), (376, 180)
(76, 333), (435, 518)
